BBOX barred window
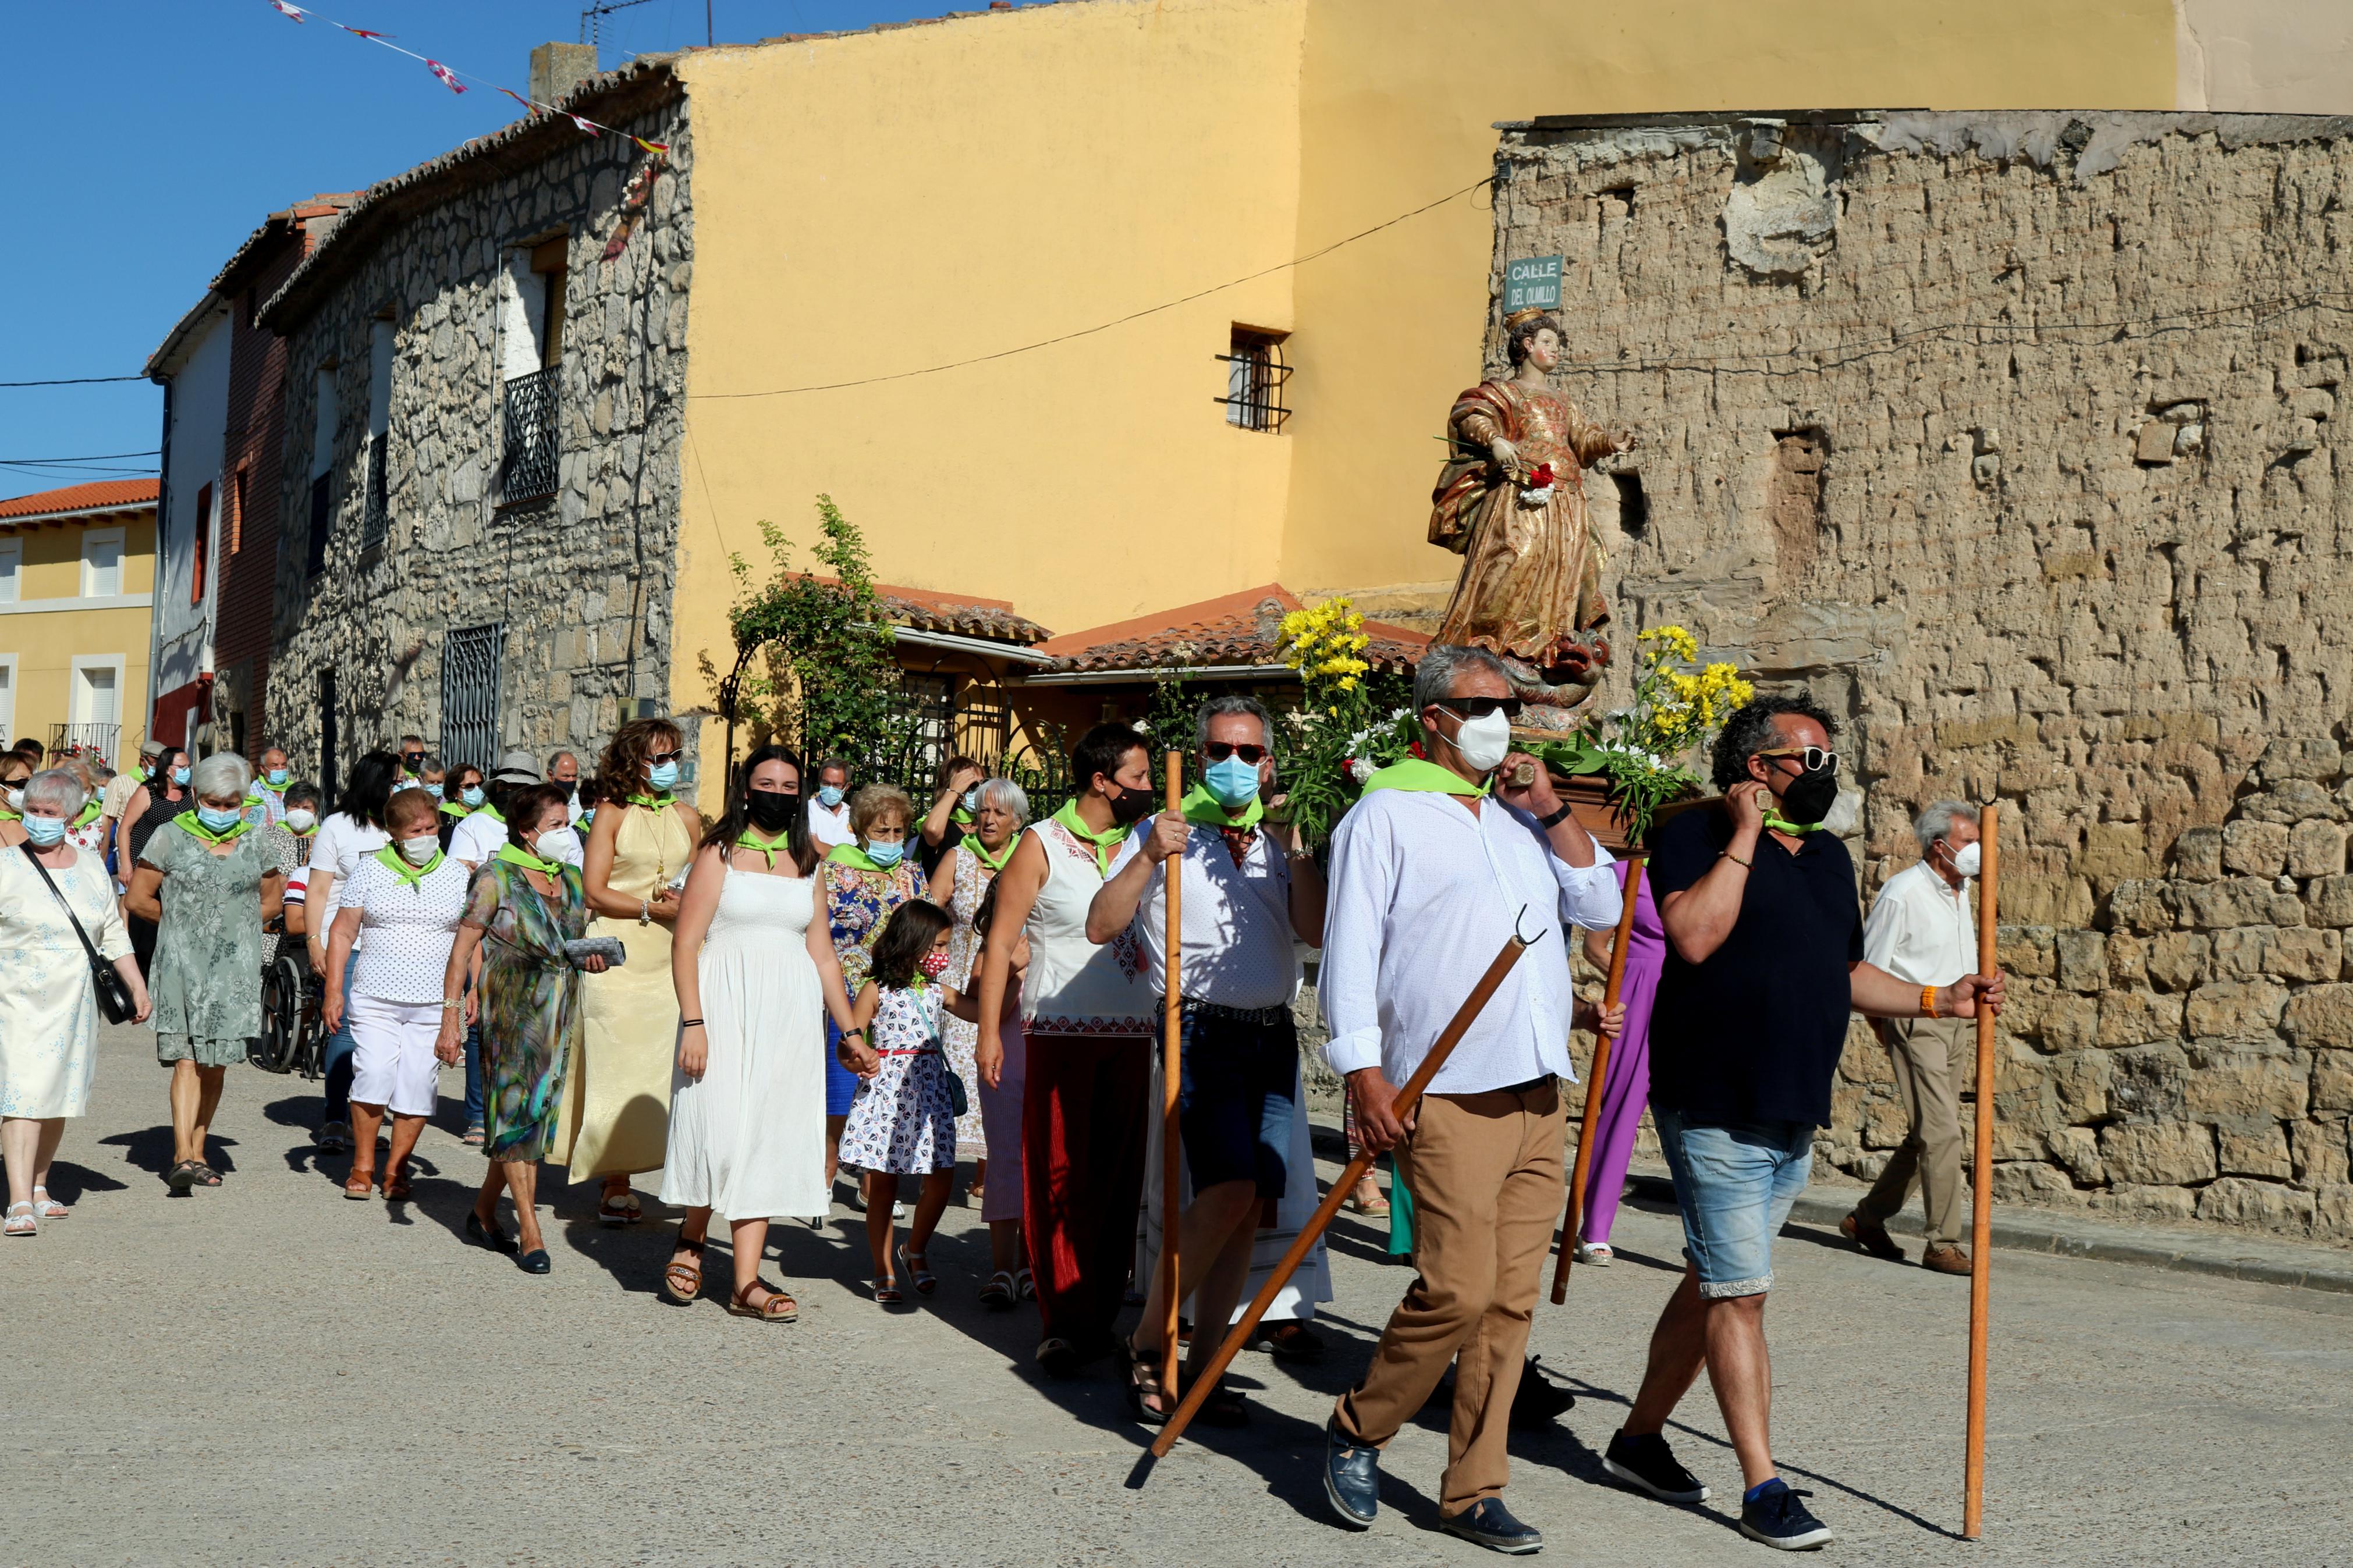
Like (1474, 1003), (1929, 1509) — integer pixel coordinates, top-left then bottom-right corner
(1219, 325), (1291, 433)
(439, 623), (506, 774)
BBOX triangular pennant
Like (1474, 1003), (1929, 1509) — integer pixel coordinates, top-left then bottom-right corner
(267, 0), (306, 19)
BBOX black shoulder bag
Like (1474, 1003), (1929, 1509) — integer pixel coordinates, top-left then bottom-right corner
(20, 842), (138, 1025)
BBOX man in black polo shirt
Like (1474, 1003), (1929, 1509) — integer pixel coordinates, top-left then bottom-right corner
(1598, 695), (2004, 1552)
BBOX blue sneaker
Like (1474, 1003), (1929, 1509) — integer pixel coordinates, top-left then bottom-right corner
(1323, 1418), (1379, 1530)
(1739, 1480), (1833, 1551)
(1440, 1496), (1543, 1555)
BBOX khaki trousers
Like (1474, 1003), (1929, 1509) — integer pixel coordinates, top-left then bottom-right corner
(1855, 1014), (1971, 1247)
(1335, 1079), (1564, 1517)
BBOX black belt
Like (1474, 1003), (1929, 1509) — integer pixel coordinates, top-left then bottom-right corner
(1177, 996), (1292, 1027)
(1497, 1073), (1556, 1095)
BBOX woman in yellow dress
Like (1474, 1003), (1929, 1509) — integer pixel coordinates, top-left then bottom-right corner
(565, 717), (701, 1225)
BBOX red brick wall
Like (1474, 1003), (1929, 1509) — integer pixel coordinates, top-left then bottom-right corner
(214, 243), (303, 749)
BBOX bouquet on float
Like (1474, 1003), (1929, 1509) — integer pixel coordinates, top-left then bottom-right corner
(1270, 597), (1408, 845)
(1531, 624), (1754, 844)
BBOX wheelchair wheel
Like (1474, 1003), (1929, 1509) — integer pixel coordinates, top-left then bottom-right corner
(253, 955), (302, 1073)
(293, 971), (328, 1081)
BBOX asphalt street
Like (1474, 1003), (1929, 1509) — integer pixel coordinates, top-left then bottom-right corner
(6, 1026), (2350, 1567)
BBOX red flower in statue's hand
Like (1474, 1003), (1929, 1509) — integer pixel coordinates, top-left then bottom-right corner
(1529, 463), (1555, 488)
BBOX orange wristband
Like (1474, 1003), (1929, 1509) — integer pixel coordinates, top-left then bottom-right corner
(1921, 984), (1939, 1019)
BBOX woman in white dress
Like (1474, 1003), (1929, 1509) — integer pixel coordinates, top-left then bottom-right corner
(1, 770), (154, 1235)
(660, 746), (859, 1321)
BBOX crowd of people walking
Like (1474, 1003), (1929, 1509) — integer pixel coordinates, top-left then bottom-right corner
(0, 653), (2007, 1556)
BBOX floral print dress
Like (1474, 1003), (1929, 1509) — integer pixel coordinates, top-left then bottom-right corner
(465, 859), (591, 1163)
(838, 981), (956, 1175)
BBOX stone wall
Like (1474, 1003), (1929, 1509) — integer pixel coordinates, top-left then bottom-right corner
(1484, 110), (2353, 1241)
(263, 77), (691, 778)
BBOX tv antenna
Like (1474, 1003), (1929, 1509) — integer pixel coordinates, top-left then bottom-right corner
(579, 0), (680, 47)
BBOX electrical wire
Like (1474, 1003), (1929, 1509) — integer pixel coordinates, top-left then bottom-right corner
(0, 375), (149, 388)
(0, 450), (162, 464)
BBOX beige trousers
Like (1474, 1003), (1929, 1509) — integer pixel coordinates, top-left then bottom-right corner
(1334, 1078), (1564, 1517)
(1856, 1014), (1971, 1247)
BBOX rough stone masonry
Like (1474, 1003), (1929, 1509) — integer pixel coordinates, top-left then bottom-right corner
(1489, 110), (2353, 1242)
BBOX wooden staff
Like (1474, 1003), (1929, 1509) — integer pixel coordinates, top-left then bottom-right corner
(1549, 857), (1645, 1304)
(1963, 801), (2000, 1539)
(1160, 751), (1184, 1410)
(1150, 919), (1539, 1459)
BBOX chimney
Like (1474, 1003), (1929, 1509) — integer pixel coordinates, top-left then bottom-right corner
(528, 41), (599, 108)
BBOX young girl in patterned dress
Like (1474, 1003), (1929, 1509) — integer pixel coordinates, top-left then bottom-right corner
(837, 899), (964, 1305)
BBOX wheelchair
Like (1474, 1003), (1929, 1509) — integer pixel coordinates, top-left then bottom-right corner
(254, 951), (326, 1079)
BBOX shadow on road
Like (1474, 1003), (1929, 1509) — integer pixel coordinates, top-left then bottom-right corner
(96, 1125), (240, 1184)
(19, 1159), (127, 1204)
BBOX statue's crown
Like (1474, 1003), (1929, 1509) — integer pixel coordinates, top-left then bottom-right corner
(1503, 306), (1553, 330)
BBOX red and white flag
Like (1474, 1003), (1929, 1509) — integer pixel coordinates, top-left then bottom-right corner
(335, 24), (394, 39)
(569, 113), (600, 136)
(267, 0), (306, 20)
(425, 58), (467, 94)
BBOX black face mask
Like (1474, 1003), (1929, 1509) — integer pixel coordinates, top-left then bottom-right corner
(558, 779), (578, 801)
(745, 789), (798, 833)
(1108, 784), (1155, 825)
(1776, 763), (1839, 828)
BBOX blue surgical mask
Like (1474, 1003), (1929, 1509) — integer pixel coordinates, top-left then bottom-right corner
(1203, 754), (1262, 809)
(22, 814), (66, 847)
(817, 784), (845, 809)
(646, 760), (681, 792)
(197, 805), (243, 834)
(426, 784), (445, 799)
(461, 785), (484, 808)
(172, 766), (191, 786)
(960, 787), (981, 813)
(267, 768), (289, 787)
(864, 839), (904, 869)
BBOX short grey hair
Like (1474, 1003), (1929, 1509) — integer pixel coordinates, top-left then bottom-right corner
(1914, 800), (1980, 855)
(1412, 643), (1513, 714)
(192, 751), (252, 803)
(23, 768), (88, 819)
(1196, 694), (1275, 755)
(546, 749), (579, 771)
(976, 776), (1031, 826)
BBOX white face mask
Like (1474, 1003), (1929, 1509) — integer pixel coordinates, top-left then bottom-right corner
(398, 834), (440, 866)
(1445, 707), (1514, 774)
(535, 829), (574, 861)
(3, 786), (22, 813)
(1948, 840), (1982, 877)
(283, 808), (318, 835)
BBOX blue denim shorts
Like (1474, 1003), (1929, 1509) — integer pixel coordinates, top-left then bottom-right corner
(1652, 1107), (1815, 1299)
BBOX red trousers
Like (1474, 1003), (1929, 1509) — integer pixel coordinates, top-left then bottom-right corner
(1022, 1032), (1151, 1352)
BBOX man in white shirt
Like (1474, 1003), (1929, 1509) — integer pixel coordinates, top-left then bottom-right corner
(1844, 801), (1982, 1275)
(450, 751), (541, 867)
(1318, 645), (1622, 1555)
(805, 757), (855, 849)
(548, 749), (585, 824)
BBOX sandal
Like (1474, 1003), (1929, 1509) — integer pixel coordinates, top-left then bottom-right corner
(872, 1274), (904, 1306)
(1013, 1266), (1036, 1302)
(663, 1235), (706, 1303)
(191, 1162), (224, 1188)
(3, 1201), (34, 1238)
(1256, 1320), (1327, 1363)
(728, 1279), (800, 1322)
(897, 1243), (938, 1296)
(462, 1126), (485, 1147)
(1347, 1176), (1390, 1217)
(384, 1161), (413, 1201)
(979, 1269), (1017, 1311)
(30, 1188), (68, 1221)
(168, 1160), (204, 1194)
(344, 1168), (377, 1201)
(1123, 1336), (1172, 1427)
(597, 1190), (638, 1228)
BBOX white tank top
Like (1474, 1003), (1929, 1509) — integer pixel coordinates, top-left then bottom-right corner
(1020, 816), (1152, 1038)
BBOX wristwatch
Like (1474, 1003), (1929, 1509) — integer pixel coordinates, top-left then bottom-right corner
(1535, 800), (1575, 830)
(638, 898), (651, 926)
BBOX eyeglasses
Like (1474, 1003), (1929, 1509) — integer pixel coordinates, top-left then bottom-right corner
(646, 749), (683, 766)
(400, 752), (424, 765)
(1757, 746), (1840, 776)
(1438, 696), (1524, 721)
(1202, 742), (1269, 765)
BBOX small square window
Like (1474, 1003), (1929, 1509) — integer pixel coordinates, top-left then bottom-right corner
(81, 526), (125, 599)
(0, 538), (20, 604)
(1219, 326), (1290, 433)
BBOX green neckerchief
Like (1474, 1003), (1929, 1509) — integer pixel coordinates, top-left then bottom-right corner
(438, 799), (471, 819)
(495, 842), (563, 881)
(72, 800), (104, 829)
(1180, 783), (1264, 830)
(371, 842), (446, 888)
(825, 841), (900, 874)
(949, 805), (975, 827)
(257, 778), (288, 798)
(0, 805), (19, 823)
(1050, 800), (1130, 874)
(736, 828), (793, 871)
(628, 792), (677, 810)
(965, 833), (1016, 874)
(174, 809), (251, 845)
(1763, 811), (1822, 838)
(1360, 758), (1490, 798)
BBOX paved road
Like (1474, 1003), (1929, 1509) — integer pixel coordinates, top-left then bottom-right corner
(9, 1027), (2351, 1566)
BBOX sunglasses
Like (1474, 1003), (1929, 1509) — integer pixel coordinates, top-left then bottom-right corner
(646, 749), (683, 766)
(1437, 696), (1524, 721)
(1202, 742), (1269, 765)
(1757, 745), (1841, 776)
(400, 752), (424, 765)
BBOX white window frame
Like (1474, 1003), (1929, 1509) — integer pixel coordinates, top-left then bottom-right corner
(0, 653), (16, 739)
(68, 654), (125, 726)
(80, 525), (126, 599)
(0, 536), (19, 604)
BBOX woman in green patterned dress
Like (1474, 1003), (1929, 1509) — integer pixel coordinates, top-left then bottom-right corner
(123, 752), (284, 1195)
(435, 784), (605, 1273)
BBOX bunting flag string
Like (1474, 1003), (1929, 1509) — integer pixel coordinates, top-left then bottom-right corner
(260, 0), (668, 154)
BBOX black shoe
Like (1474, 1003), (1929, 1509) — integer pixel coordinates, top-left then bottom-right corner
(1739, 1480), (1833, 1551)
(1440, 1497), (1543, 1555)
(516, 1248), (552, 1275)
(1602, 1429), (1709, 1504)
(1323, 1418), (1379, 1530)
(465, 1211), (519, 1255)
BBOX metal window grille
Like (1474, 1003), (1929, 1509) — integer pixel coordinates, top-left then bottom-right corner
(886, 673), (956, 785)
(439, 624), (506, 774)
(306, 472), (332, 577)
(956, 690), (1012, 773)
(1218, 328), (1291, 432)
(49, 722), (120, 769)
(499, 367), (560, 504)
(361, 433), (390, 553)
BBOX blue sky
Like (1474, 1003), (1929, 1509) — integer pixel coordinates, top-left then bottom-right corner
(1, 0), (941, 500)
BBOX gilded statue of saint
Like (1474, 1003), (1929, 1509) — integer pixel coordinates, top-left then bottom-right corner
(1428, 309), (1634, 724)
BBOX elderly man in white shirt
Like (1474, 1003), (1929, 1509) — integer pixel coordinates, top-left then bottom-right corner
(805, 757), (856, 849)
(1843, 801), (1982, 1275)
(1318, 644), (1623, 1556)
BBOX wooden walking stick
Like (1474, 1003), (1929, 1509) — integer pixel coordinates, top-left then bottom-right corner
(1159, 751), (1184, 1410)
(1550, 857), (1645, 1304)
(1963, 802), (2000, 1539)
(1149, 914), (1542, 1459)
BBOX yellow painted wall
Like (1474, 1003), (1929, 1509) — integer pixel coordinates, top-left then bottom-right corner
(1277, 0), (2181, 602)
(0, 513), (155, 769)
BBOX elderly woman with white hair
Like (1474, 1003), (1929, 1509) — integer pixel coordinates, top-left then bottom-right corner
(925, 779), (1027, 1246)
(1, 769), (152, 1235)
(125, 751), (284, 1194)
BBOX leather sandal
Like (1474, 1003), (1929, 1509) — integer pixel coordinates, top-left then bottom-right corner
(1123, 1336), (1172, 1427)
(663, 1236), (706, 1303)
(167, 1161), (203, 1194)
(897, 1242), (938, 1296)
(728, 1279), (799, 1322)
(383, 1160), (413, 1201)
(344, 1168), (377, 1200)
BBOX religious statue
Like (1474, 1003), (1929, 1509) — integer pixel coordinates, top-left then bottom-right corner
(1428, 308), (1634, 730)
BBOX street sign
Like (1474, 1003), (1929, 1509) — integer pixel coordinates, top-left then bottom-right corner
(1504, 254), (1562, 313)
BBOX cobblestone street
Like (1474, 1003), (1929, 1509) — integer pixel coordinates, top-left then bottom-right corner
(9, 1027), (2351, 1567)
